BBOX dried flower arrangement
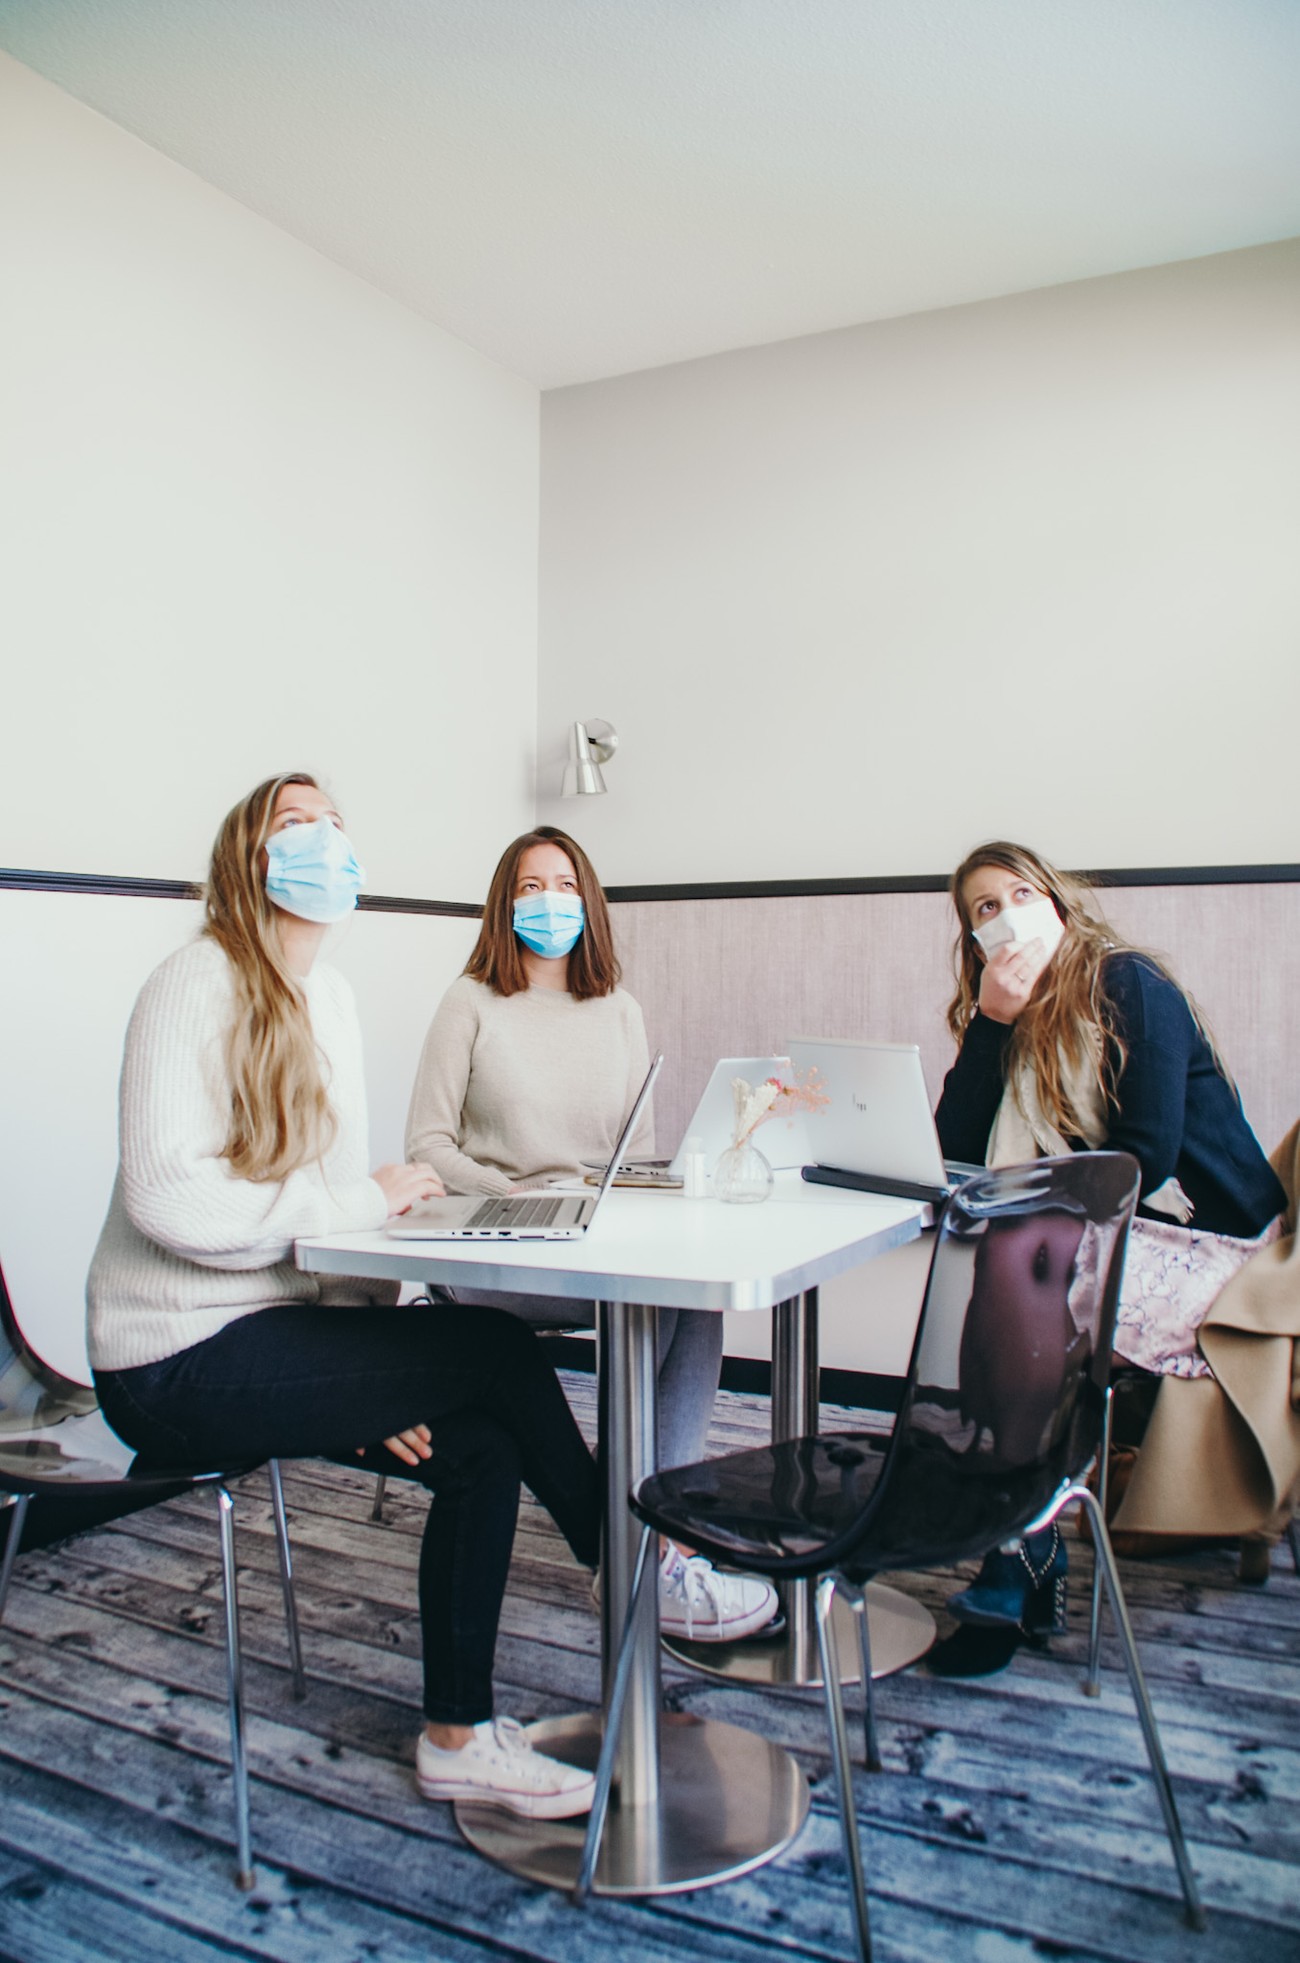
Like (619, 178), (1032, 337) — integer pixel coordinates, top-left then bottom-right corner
(728, 1068), (830, 1149)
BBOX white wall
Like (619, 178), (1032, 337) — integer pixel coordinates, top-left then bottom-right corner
(537, 239), (1300, 884)
(0, 56), (536, 1373)
(0, 53), (539, 902)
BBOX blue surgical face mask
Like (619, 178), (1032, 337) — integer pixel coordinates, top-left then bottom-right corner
(265, 817), (366, 924)
(513, 892), (585, 960)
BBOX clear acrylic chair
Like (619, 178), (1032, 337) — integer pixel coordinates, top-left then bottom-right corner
(0, 1261), (306, 1889)
(580, 1153), (1205, 1957)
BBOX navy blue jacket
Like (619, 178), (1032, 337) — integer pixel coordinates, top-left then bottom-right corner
(935, 953), (1284, 1240)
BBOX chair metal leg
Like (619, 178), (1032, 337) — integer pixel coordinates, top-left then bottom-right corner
(845, 1582), (882, 1772)
(1075, 1485), (1205, 1932)
(215, 1485), (255, 1891)
(573, 1524), (654, 1905)
(0, 1494), (32, 1626)
(1086, 1386), (1114, 1698)
(266, 1460), (306, 1701)
(370, 1473), (388, 1523)
(816, 1573), (873, 1963)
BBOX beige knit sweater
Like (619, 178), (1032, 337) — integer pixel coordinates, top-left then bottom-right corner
(87, 938), (389, 1373)
(405, 975), (655, 1195)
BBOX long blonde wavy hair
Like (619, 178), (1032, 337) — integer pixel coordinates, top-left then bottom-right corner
(947, 841), (1222, 1142)
(203, 773), (338, 1183)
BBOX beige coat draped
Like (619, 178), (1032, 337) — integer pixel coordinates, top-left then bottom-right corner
(1114, 1121), (1300, 1537)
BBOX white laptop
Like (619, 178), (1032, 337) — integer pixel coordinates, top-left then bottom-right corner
(389, 1054), (663, 1240)
(588, 1056), (811, 1181)
(668, 1056), (812, 1174)
(787, 1037), (983, 1205)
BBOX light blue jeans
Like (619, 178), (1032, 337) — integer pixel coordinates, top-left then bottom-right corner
(441, 1287), (725, 1470)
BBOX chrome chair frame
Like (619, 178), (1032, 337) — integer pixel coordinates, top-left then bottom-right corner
(0, 1263), (306, 1890)
(0, 1460), (305, 1890)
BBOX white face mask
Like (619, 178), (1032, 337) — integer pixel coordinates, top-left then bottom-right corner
(972, 895), (1066, 961)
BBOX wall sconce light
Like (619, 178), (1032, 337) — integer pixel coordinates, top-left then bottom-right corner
(561, 719), (618, 797)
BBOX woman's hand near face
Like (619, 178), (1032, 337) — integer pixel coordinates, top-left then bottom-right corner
(372, 1161), (444, 1216)
(978, 936), (1052, 1024)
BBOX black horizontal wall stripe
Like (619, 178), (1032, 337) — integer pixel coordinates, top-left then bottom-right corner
(4, 863), (1298, 911)
(606, 874), (950, 901)
(603, 864), (1300, 903)
(356, 894), (482, 919)
(1, 869), (204, 901)
(0, 868), (482, 917)
(536, 1334), (906, 1411)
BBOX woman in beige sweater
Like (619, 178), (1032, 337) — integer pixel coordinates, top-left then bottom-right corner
(407, 825), (778, 1644)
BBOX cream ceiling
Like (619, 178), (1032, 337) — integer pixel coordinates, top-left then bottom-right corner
(2, 0), (1298, 387)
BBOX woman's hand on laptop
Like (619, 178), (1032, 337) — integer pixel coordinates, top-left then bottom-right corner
(373, 1162), (445, 1216)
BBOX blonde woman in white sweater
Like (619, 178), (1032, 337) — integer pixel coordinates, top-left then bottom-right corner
(406, 826), (778, 1644)
(89, 775), (604, 1820)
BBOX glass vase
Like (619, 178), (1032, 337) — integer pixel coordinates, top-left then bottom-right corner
(712, 1137), (774, 1204)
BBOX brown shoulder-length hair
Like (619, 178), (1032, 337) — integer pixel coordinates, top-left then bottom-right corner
(947, 840), (1223, 1142)
(203, 772), (338, 1182)
(464, 826), (620, 1000)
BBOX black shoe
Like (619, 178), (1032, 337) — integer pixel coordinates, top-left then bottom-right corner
(1021, 1525), (1068, 1637)
(948, 1524), (1068, 1635)
(925, 1625), (1024, 1677)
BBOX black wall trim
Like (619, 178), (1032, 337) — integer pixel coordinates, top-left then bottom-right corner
(1, 869), (203, 901)
(606, 874), (950, 902)
(0, 868), (482, 917)
(5, 863), (1298, 911)
(536, 1334), (906, 1413)
(604, 864), (1300, 904)
(1084, 864), (1300, 889)
(358, 895), (481, 919)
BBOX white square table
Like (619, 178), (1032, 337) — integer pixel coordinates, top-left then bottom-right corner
(297, 1172), (931, 1896)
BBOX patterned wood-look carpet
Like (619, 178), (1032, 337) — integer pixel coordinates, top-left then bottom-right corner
(0, 1375), (1295, 1962)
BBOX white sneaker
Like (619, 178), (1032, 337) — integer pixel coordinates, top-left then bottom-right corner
(416, 1718), (596, 1819)
(658, 1546), (779, 1643)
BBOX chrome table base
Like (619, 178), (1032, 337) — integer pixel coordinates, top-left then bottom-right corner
(455, 1284), (933, 1893)
(456, 1710), (809, 1895)
(456, 1302), (811, 1896)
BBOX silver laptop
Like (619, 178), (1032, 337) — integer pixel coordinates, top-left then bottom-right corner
(787, 1037), (982, 1205)
(389, 1054), (663, 1240)
(588, 1056), (808, 1182)
(668, 1056), (810, 1174)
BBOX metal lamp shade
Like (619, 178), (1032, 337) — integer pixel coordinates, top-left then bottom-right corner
(561, 720), (613, 796)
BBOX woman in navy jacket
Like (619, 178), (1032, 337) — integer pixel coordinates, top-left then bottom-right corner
(930, 840), (1283, 1672)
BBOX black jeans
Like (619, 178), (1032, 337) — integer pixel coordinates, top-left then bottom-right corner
(95, 1301), (601, 1725)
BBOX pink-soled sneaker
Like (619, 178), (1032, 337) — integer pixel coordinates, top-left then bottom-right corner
(416, 1717), (595, 1820)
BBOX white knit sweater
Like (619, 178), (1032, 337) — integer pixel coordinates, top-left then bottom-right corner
(405, 975), (654, 1195)
(87, 938), (388, 1372)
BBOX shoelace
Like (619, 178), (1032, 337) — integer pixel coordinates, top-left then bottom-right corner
(483, 1715), (530, 1759)
(479, 1715), (558, 1788)
(672, 1555), (728, 1639)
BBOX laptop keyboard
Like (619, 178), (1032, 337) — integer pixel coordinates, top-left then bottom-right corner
(465, 1196), (566, 1231)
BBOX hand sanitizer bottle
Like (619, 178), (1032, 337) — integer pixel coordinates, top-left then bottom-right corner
(682, 1136), (709, 1199)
